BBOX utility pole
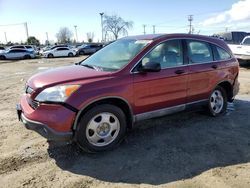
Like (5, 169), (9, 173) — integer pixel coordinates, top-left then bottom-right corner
(143, 24), (146, 35)
(24, 22), (29, 40)
(46, 32), (49, 45)
(188, 15), (193, 34)
(4, 32), (7, 44)
(153, 25), (156, 34)
(99, 12), (104, 42)
(74, 25), (78, 43)
(46, 32), (49, 41)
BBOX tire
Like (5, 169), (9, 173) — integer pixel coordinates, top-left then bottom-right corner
(68, 52), (73, 57)
(0, 55), (6, 60)
(48, 53), (53, 58)
(23, 55), (31, 59)
(208, 86), (227, 117)
(75, 104), (127, 153)
(79, 51), (85, 55)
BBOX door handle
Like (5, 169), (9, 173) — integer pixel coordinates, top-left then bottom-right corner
(211, 65), (218, 69)
(175, 70), (185, 74)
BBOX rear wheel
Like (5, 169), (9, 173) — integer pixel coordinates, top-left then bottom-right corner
(0, 55), (6, 60)
(48, 53), (53, 58)
(68, 52), (74, 57)
(208, 86), (227, 116)
(75, 104), (127, 153)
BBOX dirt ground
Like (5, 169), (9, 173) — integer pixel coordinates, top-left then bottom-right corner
(0, 57), (250, 188)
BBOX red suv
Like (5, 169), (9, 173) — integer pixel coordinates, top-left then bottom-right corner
(17, 34), (239, 152)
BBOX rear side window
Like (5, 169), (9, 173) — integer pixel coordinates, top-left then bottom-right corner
(214, 46), (231, 61)
(57, 47), (68, 51)
(242, 38), (250, 45)
(9, 49), (25, 53)
(187, 40), (213, 64)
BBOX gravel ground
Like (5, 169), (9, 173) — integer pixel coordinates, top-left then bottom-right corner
(0, 57), (250, 188)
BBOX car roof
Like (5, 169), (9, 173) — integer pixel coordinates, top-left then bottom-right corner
(8, 48), (28, 51)
(122, 33), (230, 52)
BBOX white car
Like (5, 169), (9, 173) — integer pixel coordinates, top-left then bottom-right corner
(228, 36), (250, 61)
(42, 47), (77, 58)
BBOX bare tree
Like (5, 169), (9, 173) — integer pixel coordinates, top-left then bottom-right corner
(56, 27), (73, 43)
(103, 14), (133, 40)
(86, 32), (95, 43)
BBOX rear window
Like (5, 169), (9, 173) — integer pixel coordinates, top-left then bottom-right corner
(187, 40), (213, 64)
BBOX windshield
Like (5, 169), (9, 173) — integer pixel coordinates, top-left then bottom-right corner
(80, 39), (152, 72)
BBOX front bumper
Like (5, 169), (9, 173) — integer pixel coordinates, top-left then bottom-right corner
(17, 94), (77, 141)
(16, 104), (72, 141)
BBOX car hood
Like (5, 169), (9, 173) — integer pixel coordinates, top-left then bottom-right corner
(42, 50), (52, 53)
(27, 65), (111, 89)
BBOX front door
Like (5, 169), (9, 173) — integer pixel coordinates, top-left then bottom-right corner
(133, 39), (188, 116)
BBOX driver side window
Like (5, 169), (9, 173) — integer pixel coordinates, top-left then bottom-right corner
(141, 39), (183, 69)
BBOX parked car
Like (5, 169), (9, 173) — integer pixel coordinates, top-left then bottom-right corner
(215, 31), (250, 44)
(9, 45), (39, 55)
(0, 48), (36, 60)
(41, 47), (77, 58)
(77, 43), (103, 55)
(17, 34), (239, 152)
(39, 45), (73, 54)
(228, 36), (250, 62)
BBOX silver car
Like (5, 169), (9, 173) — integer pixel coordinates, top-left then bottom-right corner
(0, 49), (36, 60)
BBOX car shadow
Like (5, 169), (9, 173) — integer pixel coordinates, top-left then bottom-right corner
(47, 99), (250, 185)
(239, 60), (250, 69)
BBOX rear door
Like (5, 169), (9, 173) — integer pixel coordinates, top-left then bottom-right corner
(186, 40), (221, 103)
(133, 39), (188, 115)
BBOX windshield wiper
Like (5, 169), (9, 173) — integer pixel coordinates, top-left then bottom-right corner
(81, 64), (95, 69)
(81, 64), (103, 71)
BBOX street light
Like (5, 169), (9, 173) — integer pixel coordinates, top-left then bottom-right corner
(74, 25), (78, 43)
(99, 12), (104, 42)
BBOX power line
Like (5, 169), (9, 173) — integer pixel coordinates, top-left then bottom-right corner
(0, 22), (26, 27)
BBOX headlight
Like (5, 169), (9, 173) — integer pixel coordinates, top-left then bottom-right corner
(35, 85), (80, 102)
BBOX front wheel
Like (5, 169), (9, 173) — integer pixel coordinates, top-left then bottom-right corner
(48, 53), (53, 58)
(75, 104), (127, 153)
(79, 51), (84, 55)
(208, 86), (227, 116)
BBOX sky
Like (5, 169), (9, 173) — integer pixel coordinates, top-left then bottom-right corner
(0, 0), (250, 44)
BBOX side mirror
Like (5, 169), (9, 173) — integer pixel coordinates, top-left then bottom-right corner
(138, 62), (161, 73)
